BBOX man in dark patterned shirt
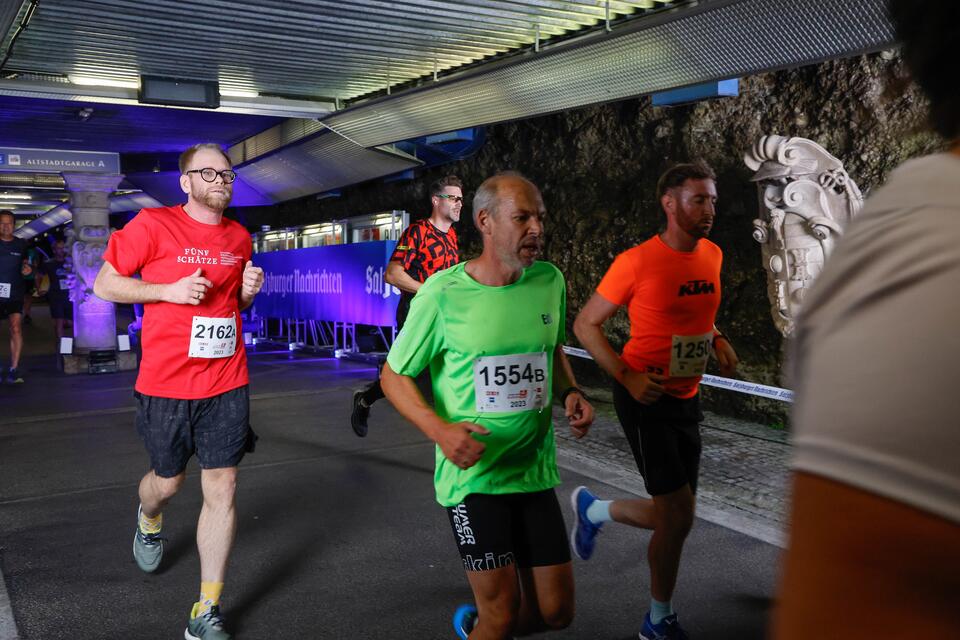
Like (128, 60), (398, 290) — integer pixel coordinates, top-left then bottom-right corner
(351, 175), (463, 436)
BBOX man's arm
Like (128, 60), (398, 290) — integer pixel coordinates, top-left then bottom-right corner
(551, 344), (594, 438)
(238, 260), (264, 310)
(93, 261), (211, 305)
(381, 362), (489, 469)
(385, 260), (422, 294)
(711, 325), (739, 377)
(573, 292), (666, 404)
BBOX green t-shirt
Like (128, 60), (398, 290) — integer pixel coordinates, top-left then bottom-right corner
(386, 260), (567, 507)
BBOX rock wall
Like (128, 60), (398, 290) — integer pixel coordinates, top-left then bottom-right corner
(258, 53), (945, 424)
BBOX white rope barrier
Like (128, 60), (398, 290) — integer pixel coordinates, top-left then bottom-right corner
(561, 346), (793, 403)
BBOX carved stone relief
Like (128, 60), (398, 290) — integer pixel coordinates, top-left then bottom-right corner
(744, 136), (863, 337)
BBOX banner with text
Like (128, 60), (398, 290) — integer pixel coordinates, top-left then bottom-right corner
(253, 241), (400, 326)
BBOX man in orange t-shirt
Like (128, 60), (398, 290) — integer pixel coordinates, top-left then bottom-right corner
(570, 161), (738, 640)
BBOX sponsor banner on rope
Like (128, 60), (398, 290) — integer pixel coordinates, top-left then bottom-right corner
(253, 240), (399, 326)
(560, 345), (793, 403)
(0, 146), (120, 174)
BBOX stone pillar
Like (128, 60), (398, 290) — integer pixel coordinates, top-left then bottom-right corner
(61, 172), (135, 373)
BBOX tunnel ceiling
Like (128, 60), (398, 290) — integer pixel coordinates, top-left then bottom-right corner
(0, 0), (898, 219)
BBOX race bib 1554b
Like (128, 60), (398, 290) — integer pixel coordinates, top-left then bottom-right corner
(474, 352), (548, 413)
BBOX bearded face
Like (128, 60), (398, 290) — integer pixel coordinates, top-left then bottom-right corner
(181, 148), (234, 213)
(195, 180), (232, 212)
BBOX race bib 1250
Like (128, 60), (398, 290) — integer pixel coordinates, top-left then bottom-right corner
(474, 352), (548, 413)
(669, 332), (713, 377)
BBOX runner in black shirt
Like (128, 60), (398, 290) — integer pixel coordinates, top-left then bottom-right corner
(0, 210), (32, 383)
(41, 236), (73, 339)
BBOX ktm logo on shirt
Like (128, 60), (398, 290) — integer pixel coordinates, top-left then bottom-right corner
(677, 279), (716, 297)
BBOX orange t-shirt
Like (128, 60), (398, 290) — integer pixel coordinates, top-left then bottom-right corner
(596, 235), (722, 398)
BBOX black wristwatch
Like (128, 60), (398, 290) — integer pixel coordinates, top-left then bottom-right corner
(559, 386), (585, 405)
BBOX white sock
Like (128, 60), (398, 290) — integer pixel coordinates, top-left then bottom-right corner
(586, 499), (613, 525)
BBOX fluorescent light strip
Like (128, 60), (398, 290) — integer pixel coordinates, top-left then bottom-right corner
(220, 88), (260, 98)
(68, 75), (139, 89)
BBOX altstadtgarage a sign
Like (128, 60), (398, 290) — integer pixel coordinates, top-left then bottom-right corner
(0, 146), (120, 174)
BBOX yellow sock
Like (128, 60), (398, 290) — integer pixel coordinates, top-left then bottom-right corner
(196, 582), (224, 615)
(138, 510), (162, 534)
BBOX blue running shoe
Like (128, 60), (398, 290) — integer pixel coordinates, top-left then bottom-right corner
(453, 603), (478, 639)
(639, 612), (689, 640)
(570, 485), (602, 560)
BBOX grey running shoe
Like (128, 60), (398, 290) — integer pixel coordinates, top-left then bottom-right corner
(351, 389), (370, 437)
(132, 505), (163, 573)
(6, 367), (23, 383)
(185, 604), (231, 640)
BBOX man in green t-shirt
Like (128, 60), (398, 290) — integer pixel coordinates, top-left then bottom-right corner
(383, 173), (595, 640)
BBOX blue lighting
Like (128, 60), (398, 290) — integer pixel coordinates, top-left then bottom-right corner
(652, 79), (739, 107)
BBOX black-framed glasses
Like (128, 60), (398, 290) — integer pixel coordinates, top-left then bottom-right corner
(436, 194), (463, 203)
(185, 168), (238, 184)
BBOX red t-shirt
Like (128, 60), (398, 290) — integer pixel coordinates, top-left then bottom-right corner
(597, 235), (722, 398)
(103, 205), (252, 399)
(389, 218), (459, 282)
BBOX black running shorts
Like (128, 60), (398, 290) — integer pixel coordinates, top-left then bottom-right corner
(613, 382), (703, 496)
(47, 293), (72, 320)
(0, 298), (23, 319)
(134, 385), (257, 478)
(446, 489), (571, 572)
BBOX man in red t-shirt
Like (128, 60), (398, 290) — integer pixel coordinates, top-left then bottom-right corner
(94, 143), (264, 640)
(350, 175), (462, 437)
(570, 162), (739, 640)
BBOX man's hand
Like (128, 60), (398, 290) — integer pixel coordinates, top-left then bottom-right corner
(163, 268), (213, 305)
(21, 261), (32, 277)
(714, 337), (739, 378)
(436, 421), (490, 470)
(241, 260), (264, 299)
(565, 392), (594, 438)
(622, 369), (667, 405)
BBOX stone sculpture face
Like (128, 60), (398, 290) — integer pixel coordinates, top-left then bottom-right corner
(744, 136), (863, 337)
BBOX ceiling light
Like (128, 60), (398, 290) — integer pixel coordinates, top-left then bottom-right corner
(0, 193), (31, 200)
(220, 88), (259, 98)
(68, 75), (139, 89)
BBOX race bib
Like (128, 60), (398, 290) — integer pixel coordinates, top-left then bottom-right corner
(59, 278), (69, 290)
(474, 352), (548, 413)
(0, 282), (9, 299)
(188, 315), (237, 359)
(669, 332), (713, 377)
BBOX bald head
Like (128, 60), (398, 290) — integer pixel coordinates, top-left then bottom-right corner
(472, 172), (543, 228)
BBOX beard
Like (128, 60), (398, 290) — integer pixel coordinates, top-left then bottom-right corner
(676, 208), (712, 239)
(517, 238), (541, 267)
(200, 188), (231, 212)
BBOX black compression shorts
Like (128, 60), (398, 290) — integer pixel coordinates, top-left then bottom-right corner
(446, 489), (571, 572)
